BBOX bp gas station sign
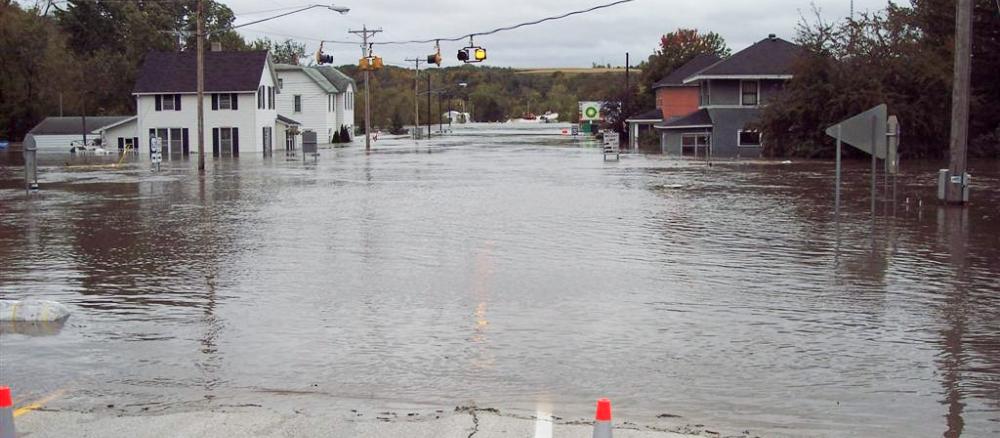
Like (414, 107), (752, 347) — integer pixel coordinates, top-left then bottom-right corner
(579, 101), (602, 121)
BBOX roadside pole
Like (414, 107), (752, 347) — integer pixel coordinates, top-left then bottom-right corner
(349, 26), (383, 152)
(404, 57), (424, 137)
(196, 0), (205, 172)
(427, 74), (432, 138)
(944, 0), (972, 205)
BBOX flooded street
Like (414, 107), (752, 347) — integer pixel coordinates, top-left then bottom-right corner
(1, 125), (999, 437)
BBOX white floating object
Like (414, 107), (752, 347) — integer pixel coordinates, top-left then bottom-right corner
(0, 300), (71, 322)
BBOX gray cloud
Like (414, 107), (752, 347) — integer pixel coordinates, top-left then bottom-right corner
(230, 0), (900, 67)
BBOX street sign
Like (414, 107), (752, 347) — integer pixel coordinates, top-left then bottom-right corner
(825, 104), (887, 159)
(580, 101), (602, 121)
(150, 137), (162, 170)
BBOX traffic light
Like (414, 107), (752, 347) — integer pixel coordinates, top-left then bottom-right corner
(359, 56), (384, 71)
(427, 52), (442, 66)
(315, 42), (334, 65)
(458, 46), (486, 64)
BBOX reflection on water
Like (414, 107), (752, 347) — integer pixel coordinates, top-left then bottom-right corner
(0, 125), (998, 437)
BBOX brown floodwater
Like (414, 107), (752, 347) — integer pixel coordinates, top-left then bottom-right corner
(1, 124), (998, 437)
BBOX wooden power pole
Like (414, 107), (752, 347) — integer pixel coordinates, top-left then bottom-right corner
(349, 26), (383, 151)
(404, 57), (424, 136)
(945, 0), (973, 204)
(196, 0), (206, 172)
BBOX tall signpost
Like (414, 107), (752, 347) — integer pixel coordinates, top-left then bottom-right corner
(825, 104), (896, 219)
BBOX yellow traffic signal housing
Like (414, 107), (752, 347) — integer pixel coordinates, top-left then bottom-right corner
(358, 57), (371, 71)
(427, 52), (442, 66)
(372, 56), (384, 70)
(474, 48), (486, 62)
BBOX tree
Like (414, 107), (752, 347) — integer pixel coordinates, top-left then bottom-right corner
(638, 28), (731, 106)
(757, 1), (999, 158)
(250, 38), (306, 65)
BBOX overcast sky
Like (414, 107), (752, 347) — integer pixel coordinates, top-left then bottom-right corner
(228, 0), (900, 68)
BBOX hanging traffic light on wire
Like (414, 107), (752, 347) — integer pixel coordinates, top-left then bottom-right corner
(315, 42), (334, 65)
(427, 41), (442, 66)
(358, 43), (384, 71)
(457, 36), (486, 64)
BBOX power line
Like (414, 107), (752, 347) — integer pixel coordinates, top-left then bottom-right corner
(237, 0), (634, 47)
(371, 0), (634, 45)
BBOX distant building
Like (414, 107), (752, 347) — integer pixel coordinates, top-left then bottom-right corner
(274, 64), (356, 145)
(27, 116), (132, 152)
(656, 35), (804, 158)
(131, 50), (300, 159)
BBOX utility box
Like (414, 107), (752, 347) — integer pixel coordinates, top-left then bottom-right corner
(302, 131), (318, 155)
(938, 169), (971, 202)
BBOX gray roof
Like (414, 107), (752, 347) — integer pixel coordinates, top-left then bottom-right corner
(314, 66), (356, 93)
(276, 64), (339, 93)
(685, 36), (803, 81)
(626, 108), (663, 122)
(652, 54), (723, 89)
(29, 116), (133, 135)
(277, 114), (301, 125)
(134, 51), (270, 93)
(656, 109), (713, 129)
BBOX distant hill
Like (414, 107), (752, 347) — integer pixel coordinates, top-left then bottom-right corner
(515, 67), (639, 75)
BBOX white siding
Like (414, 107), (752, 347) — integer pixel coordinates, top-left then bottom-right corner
(335, 84), (356, 139)
(135, 58), (279, 158)
(275, 69), (333, 143)
(101, 119), (139, 153)
(255, 62), (278, 154)
(32, 135), (85, 152)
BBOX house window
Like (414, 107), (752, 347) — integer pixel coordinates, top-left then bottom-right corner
(681, 134), (711, 157)
(161, 95), (175, 111)
(699, 81), (710, 106)
(218, 93), (232, 110)
(278, 78), (283, 91)
(741, 80), (759, 106)
(294, 95), (302, 113)
(738, 130), (762, 147)
(328, 95), (332, 113)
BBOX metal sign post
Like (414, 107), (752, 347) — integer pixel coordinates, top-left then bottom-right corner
(150, 137), (162, 171)
(23, 134), (39, 194)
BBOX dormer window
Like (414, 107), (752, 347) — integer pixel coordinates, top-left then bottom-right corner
(741, 80), (759, 106)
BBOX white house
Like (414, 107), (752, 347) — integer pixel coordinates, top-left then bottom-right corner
(275, 64), (355, 144)
(26, 116), (132, 152)
(131, 50), (300, 160)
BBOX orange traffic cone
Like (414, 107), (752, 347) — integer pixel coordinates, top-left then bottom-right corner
(0, 386), (15, 438)
(593, 398), (612, 438)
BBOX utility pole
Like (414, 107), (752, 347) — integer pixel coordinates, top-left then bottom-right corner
(349, 25), (383, 151)
(404, 57), (424, 136)
(945, 0), (972, 205)
(426, 74), (432, 138)
(625, 52), (630, 148)
(196, 0), (206, 172)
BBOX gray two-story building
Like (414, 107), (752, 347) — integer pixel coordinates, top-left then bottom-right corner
(656, 35), (803, 158)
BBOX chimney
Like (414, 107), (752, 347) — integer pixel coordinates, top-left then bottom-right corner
(211, 41), (222, 52)
(768, 34), (777, 41)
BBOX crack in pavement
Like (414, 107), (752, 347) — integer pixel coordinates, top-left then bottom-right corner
(467, 407), (479, 438)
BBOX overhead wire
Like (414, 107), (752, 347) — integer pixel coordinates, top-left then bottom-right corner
(365, 0), (634, 45)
